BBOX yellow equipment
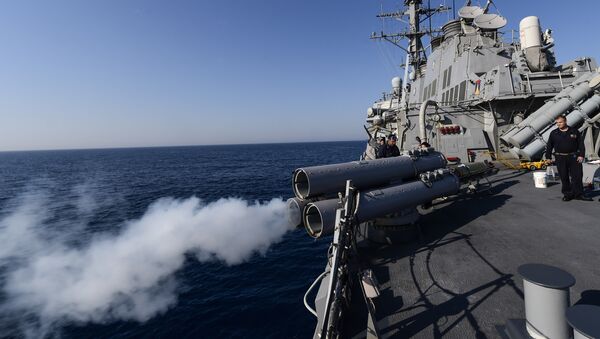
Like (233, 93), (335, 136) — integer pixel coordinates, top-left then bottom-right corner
(520, 161), (548, 171)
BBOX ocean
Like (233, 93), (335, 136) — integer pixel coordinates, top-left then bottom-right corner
(0, 141), (365, 338)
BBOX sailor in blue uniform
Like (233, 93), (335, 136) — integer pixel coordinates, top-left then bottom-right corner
(375, 136), (386, 159)
(545, 115), (592, 201)
(383, 135), (400, 158)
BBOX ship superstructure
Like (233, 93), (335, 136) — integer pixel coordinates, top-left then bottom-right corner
(364, 0), (600, 163)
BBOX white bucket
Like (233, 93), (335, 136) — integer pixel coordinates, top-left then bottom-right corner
(533, 171), (548, 188)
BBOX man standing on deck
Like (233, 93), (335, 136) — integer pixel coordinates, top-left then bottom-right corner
(545, 115), (592, 201)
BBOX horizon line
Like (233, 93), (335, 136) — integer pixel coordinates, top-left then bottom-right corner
(0, 139), (367, 153)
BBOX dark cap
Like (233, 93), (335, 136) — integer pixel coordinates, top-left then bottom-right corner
(389, 135), (398, 141)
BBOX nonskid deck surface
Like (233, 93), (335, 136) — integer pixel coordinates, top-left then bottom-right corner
(348, 170), (600, 338)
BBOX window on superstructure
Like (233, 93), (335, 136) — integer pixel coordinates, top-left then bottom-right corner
(459, 81), (466, 101)
(442, 69), (448, 88)
(447, 66), (452, 88)
(453, 84), (459, 103)
(432, 79), (437, 96)
(449, 87), (454, 104)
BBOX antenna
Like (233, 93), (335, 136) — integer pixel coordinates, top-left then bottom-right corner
(371, 1), (450, 77)
(483, 0), (493, 14)
(429, 0), (433, 36)
(453, 0), (456, 19)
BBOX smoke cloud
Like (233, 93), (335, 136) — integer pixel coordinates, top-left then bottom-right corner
(0, 190), (291, 336)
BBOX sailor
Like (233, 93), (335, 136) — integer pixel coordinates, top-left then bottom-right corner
(384, 135), (400, 158)
(415, 136), (431, 148)
(375, 136), (386, 159)
(545, 115), (592, 201)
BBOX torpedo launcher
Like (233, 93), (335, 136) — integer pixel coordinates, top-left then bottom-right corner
(287, 149), (495, 238)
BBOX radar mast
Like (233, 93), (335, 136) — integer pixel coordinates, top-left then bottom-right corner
(371, 0), (450, 77)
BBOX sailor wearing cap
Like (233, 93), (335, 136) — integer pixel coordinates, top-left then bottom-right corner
(383, 135), (400, 158)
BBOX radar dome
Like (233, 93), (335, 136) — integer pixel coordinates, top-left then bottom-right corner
(391, 77), (402, 89)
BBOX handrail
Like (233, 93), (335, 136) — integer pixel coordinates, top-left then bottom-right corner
(304, 270), (328, 318)
(419, 100), (439, 144)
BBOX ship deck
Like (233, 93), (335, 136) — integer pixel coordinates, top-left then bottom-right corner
(345, 169), (600, 338)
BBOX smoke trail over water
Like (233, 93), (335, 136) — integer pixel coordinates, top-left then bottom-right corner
(0, 190), (291, 336)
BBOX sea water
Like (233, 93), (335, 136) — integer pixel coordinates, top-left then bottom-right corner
(0, 141), (364, 338)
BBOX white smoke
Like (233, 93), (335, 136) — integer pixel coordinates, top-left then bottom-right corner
(0, 190), (291, 335)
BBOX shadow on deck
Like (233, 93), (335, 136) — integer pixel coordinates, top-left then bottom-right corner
(349, 172), (523, 338)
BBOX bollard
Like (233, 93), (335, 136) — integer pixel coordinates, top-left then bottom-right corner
(566, 304), (600, 339)
(518, 263), (575, 339)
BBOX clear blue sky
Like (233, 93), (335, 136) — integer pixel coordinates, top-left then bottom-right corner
(1, 0), (599, 151)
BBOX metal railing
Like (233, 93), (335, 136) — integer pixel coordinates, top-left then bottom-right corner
(304, 270), (328, 318)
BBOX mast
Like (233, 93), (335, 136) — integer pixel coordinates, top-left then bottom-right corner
(407, 0), (423, 75)
(371, 0), (450, 78)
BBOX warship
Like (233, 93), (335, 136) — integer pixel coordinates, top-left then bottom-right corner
(287, 1), (600, 338)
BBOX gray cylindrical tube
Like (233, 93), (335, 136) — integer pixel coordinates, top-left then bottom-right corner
(451, 162), (493, 179)
(355, 173), (459, 221)
(566, 305), (600, 339)
(500, 72), (595, 144)
(508, 81), (596, 147)
(509, 147), (524, 159)
(302, 173), (459, 238)
(292, 153), (446, 200)
(500, 98), (555, 145)
(518, 264), (575, 339)
(303, 199), (340, 238)
(286, 197), (308, 228)
(523, 280), (571, 339)
(519, 94), (600, 159)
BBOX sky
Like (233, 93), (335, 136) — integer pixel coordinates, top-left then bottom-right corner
(1, 0), (600, 151)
